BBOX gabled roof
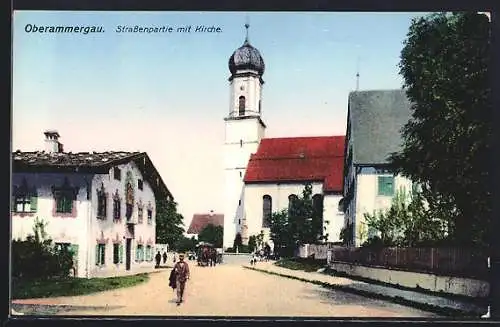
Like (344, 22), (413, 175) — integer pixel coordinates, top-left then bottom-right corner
(11, 151), (173, 200)
(244, 136), (345, 193)
(348, 89), (412, 165)
(187, 213), (224, 234)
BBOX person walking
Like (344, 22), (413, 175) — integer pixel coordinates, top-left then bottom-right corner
(155, 251), (162, 268)
(163, 251), (168, 265)
(173, 253), (190, 306)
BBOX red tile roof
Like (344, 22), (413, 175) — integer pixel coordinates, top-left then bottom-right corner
(187, 213), (224, 234)
(243, 136), (345, 192)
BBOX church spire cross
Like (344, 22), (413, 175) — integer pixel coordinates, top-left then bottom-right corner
(244, 15), (250, 43)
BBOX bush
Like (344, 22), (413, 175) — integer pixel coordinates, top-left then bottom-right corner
(12, 218), (74, 280)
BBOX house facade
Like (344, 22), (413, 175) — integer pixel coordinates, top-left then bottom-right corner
(240, 136), (345, 246)
(11, 131), (173, 278)
(342, 90), (416, 246)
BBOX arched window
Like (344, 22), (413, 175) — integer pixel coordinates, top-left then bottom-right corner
(262, 195), (272, 228)
(312, 194), (324, 218)
(288, 194), (298, 213)
(238, 96), (246, 116)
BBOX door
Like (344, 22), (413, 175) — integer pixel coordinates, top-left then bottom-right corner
(126, 239), (131, 270)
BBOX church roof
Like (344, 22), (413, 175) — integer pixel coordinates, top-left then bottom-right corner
(348, 89), (412, 165)
(187, 213), (224, 235)
(12, 151), (173, 200)
(244, 136), (345, 193)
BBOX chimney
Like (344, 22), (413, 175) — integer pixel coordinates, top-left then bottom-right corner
(44, 130), (63, 153)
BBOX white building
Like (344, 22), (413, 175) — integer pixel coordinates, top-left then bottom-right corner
(11, 130), (174, 278)
(223, 25), (345, 249)
(342, 90), (416, 246)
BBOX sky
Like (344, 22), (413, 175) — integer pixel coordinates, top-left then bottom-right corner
(12, 11), (431, 231)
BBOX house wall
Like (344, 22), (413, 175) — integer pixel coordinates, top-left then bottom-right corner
(323, 193), (344, 243)
(243, 182), (325, 243)
(354, 169), (413, 245)
(11, 173), (93, 278)
(89, 161), (157, 278)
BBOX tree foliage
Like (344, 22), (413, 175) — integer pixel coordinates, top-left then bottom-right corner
(363, 188), (450, 247)
(248, 235), (257, 252)
(155, 198), (185, 248)
(12, 217), (74, 280)
(198, 224), (223, 248)
(173, 236), (197, 253)
(390, 12), (492, 248)
(233, 233), (243, 249)
(269, 183), (326, 256)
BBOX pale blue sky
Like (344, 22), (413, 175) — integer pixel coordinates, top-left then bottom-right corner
(12, 11), (430, 230)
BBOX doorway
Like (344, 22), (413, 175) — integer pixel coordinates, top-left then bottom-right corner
(126, 239), (131, 270)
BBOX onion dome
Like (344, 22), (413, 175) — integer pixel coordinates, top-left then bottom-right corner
(228, 23), (265, 76)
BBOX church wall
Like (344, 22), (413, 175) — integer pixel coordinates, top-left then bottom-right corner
(89, 161), (157, 278)
(243, 182), (324, 242)
(12, 173), (94, 278)
(224, 118), (265, 146)
(323, 194), (344, 243)
(223, 170), (245, 248)
(354, 171), (413, 245)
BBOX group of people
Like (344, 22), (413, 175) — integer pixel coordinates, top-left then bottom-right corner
(250, 249), (270, 265)
(156, 251), (182, 268)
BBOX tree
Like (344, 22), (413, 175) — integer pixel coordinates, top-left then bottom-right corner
(233, 233), (242, 250)
(174, 236), (197, 253)
(269, 209), (291, 257)
(155, 198), (185, 248)
(389, 12), (492, 248)
(248, 235), (257, 252)
(363, 188), (449, 247)
(198, 224), (223, 248)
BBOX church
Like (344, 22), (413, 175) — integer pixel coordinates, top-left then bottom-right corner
(222, 25), (345, 249)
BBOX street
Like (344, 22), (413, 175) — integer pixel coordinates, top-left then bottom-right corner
(12, 258), (439, 317)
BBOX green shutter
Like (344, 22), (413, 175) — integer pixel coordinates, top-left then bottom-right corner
(119, 245), (124, 263)
(69, 244), (79, 258)
(95, 245), (100, 265)
(378, 176), (394, 196)
(30, 196), (38, 212)
(66, 198), (73, 213)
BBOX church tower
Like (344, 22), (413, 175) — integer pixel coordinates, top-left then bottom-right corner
(223, 24), (267, 249)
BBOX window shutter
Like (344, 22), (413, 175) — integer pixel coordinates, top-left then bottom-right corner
(119, 244), (124, 263)
(95, 245), (100, 265)
(66, 198), (73, 213)
(30, 196), (38, 212)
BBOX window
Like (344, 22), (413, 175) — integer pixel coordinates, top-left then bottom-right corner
(378, 176), (395, 196)
(312, 194), (324, 235)
(136, 245), (144, 262)
(259, 100), (261, 113)
(113, 244), (120, 264)
(238, 200), (241, 206)
(55, 190), (74, 213)
(238, 219), (241, 225)
(240, 139), (243, 148)
(147, 209), (153, 224)
(113, 167), (121, 181)
(138, 203), (144, 224)
(113, 194), (121, 220)
(12, 182), (38, 213)
(146, 245), (153, 261)
(288, 194), (298, 213)
(262, 195), (272, 228)
(125, 183), (134, 220)
(96, 244), (106, 266)
(138, 179), (143, 191)
(97, 183), (107, 219)
(239, 171), (242, 178)
(238, 96), (245, 116)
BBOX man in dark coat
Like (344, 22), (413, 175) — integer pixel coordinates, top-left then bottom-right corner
(173, 253), (190, 305)
(155, 251), (161, 268)
(162, 251), (168, 264)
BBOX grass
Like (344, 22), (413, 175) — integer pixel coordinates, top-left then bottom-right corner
(275, 258), (327, 272)
(12, 273), (150, 300)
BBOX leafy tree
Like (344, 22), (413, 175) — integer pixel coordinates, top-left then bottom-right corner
(389, 12), (492, 248)
(173, 236), (197, 253)
(248, 235), (257, 252)
(233, 233), (243, 250)
(198, 224), (223, 248)
(155, 198), (185, 248)
(269, 209), (290, 256)
(363, 188), (449, 247)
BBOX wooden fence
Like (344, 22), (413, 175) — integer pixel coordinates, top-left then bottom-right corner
(328, 246), (488, 280)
